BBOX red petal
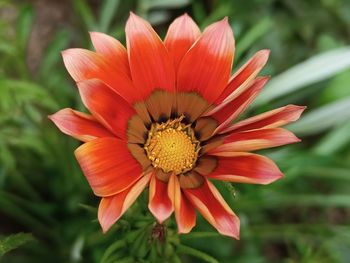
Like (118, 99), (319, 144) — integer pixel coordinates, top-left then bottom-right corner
(49, 108), (113, 142)
(126, 13), (175, 99)
(177, 18), (234, 103)
(222, 105), (306, 134)
(75, 137), (143, 197)
(77, 79), (135, 140)
(90, 32), (131, 77)
(216, 50), (270, 104)
(98, 173), (151, 232)
(62, 48), (136, 103)
(168, 174), (196, 233)
(164, 14), (201, 73)
(208, 77), (269, 134)
(207, 152), (283, 185)
(148, 174), (174, 223)
(211, 128), (300, 153)
(184, 179), (240, 239)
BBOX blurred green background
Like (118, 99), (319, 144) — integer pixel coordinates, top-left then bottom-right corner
(1, 0), (350, 262)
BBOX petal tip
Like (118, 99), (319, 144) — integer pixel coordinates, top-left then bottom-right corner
(101, 226), (109, 234)
(99, 217), (113, 234)
(288, 105), (307, 121)
(61, 48), (75, 57)
(128, 11), (140, 22)
(89, 31), (100, 39)
(260, 49), (271, 56)
(177, 12), (193, 23)
(216, 215), (240, 239)
(61, 50), (68, 60)
(264, 171), (284, 185)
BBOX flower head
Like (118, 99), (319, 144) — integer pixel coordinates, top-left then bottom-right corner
(49, 13), (305, 239)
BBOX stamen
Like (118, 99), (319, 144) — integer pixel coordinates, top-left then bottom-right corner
(144, 116), (200, 175)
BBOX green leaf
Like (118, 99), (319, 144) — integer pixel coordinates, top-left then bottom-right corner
(16, 5), (34, 50)
(313, 122), (350, 155)
(176, 244), (220, 263)
(0, 233), (34, 257)
(200, 2), (232, 28)
(73, 0), (97, 30)
(253, 47), (350, 107)
(100, 240), (126, 263)
(0, 41), (16, 56)
(287, 97), (350, 135)
(99, 0), (120, 32)
(70, 236), (84, 262)
(239, 194), (350, 210)
(38, 31), (70, 78)
(235, 17), (273, 60)
(144, 0), (191, 10)
(147, 10), (171, 25)
(318, 69), (350, 103)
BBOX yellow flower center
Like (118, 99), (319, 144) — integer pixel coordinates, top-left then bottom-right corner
(144, 116), (200, 175)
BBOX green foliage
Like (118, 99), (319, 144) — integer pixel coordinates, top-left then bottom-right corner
(253, 48), (350, 107)
(0, 0), (350, 262)
(0, 233), (34, 257)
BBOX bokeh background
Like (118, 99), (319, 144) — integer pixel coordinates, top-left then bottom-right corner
(1, 0), (350, 262)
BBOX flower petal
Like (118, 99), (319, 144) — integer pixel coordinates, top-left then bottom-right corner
(184, 179), (240, 239)
(177, 18), (234, 103)
(90, 32), (131, 77)
(62, 48), (136, 103)
(98, 173), (151, 232)
(168, 174), (196, 234)
(216, 50), (270, 104)
(207, 152), (283, 185)
(75, 137), (143, 197)
(126, 13), (175, 99)
(164, 14), (201, 72)
(208, 77), (269, 134)
(148, 174), (174, 223)
(77, 79), (135, 140)
(222, 105), (306, 134)
(49, 108), (113, 142)
(211, 128), (300, 153)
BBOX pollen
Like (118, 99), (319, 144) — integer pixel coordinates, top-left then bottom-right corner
(144, 116), (200, 175)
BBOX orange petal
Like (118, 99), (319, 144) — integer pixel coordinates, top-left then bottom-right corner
(98, 173), (151, 232)
(90, 32), (131, 77)
(77, 79), (135, 140)
(211, 128), (300, 153)
(184, 179), (240, 239)
(148, 174), (174, 223)
(49, 108), (113, 142)
(222, 105), (306, 134)
(168, 174), (196, 234)
(62, 48), (136, 103)
(126, 13), (175, 99)
(75, 137), (143, 197)
(164, 14), (201, 73)
(207, 152), (283, 185)
(216, 50), (270, 104)
(177, 18), (234, 103)
(208, 77), (269, 134)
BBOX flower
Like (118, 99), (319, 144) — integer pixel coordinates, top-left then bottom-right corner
(49, 13), (305, 239)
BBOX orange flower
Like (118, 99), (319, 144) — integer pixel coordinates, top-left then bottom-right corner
(49, 13), (305, 239)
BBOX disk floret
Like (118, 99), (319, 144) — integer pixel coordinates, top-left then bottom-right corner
(144, 116), (200, 174)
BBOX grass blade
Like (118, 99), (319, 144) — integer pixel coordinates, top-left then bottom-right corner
(0, 233), (34, 257)
(176, 244), (220, 263)
(287, 96), (350, 135)
(253, 47), (350, 106)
